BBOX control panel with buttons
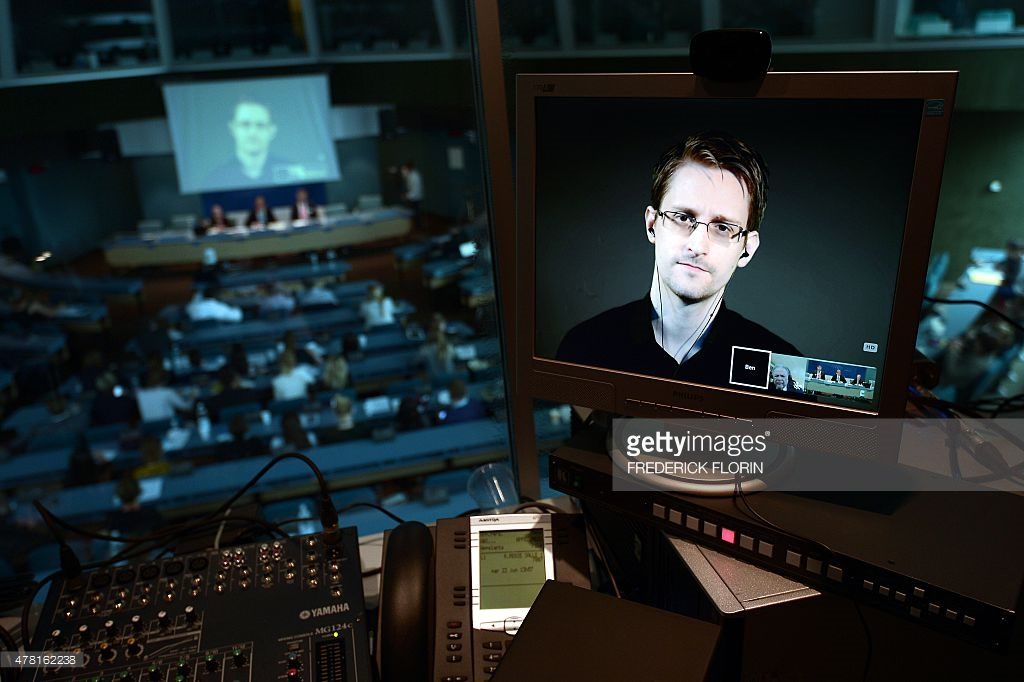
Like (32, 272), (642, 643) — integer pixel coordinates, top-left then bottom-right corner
(28, 529), (372, 682)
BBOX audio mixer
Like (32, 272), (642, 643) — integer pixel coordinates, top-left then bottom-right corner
(25, 527), (372, 682)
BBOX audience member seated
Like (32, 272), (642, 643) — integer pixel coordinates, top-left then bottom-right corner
(246, 195), (277, 227)
(108, 474), (164, 538)
(90, 370), (138, 426)
(281, 331), (325, 366)
(291, 188), (320, 222)
(298, 282), (338, 308)
(318, 395), (370, 445)
(226, 413), (270, 459)
(136, 368), (193, 423)
(321, 354), (349, 391)
(272, 351), (317, 402)
(360, 285), (396, 327)
(65, 432), (111, 487)
(228, 342), (250, 378)
(259, 284), (297, 317)
(395, 395), (429, 432)
(420, 331), (455, 379)
(186, 288), (243, 323)
(203, 203), (235, 234)
(134, 436), (172, 479)
(938, 320), (1017, 404)
(206, 369), (260, 421)
(436, 379), (486, 425)
(274, 411), (316, 452)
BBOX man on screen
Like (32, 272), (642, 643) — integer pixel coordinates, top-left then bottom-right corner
(556, 131), (800, 388)
(769, 366), (803, 394)
(206, 99), (289, 188)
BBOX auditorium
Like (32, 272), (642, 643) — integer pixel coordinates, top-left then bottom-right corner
(2, 2), (1024, 680)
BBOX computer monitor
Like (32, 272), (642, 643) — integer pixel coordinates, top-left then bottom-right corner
(511, 72), (956, 454)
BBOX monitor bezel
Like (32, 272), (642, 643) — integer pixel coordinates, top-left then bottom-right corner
(513, 71), (957, 426)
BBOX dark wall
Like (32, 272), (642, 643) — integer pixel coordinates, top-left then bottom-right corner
(929, 111), (1024, 276)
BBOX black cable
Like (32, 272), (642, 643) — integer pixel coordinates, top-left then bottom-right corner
(854, 600), (873, 681)
(732, 478), (836, 558)
(923, 295), (1024, 334)
(0, 622), (16, 652)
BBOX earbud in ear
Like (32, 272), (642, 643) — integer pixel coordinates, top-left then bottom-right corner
(741, 250), (749, 258)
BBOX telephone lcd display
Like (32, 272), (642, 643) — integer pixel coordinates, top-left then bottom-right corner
(479, 529), (546, 609)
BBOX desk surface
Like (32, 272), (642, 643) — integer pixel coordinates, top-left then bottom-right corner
(215, 260), (352, 289)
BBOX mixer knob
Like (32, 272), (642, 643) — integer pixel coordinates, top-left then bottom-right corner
(78, 624), (91, 642)
(158, 611), (171, 629)
(184, 605), (197, 625)
(98, 646), (116, 663)
(139, 596), (151, 607)
(148, 665), (161, 681)
(214, 583), (225, 593)
(238, 579), (251, 590)
(104, 620), (115, 630)
(68, 599), (79, 609)
(205, 655), (219, 673)
(164, 591), (176, 603)
(50, 629), (64, 646)
(126, 640), (143, 657)
(63, 609), (75, 620)
(239, 567), (252, 579)
(232, 649), (247, 668)
(177, 659), (189, 677)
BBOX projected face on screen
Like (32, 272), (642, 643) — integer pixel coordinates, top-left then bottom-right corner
(163, 75), (341, 194)
(536, 97), (922, 411)
(228, 100), (278, 178)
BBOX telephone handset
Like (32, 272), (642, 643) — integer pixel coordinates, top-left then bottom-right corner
(377, 513), (590, 681)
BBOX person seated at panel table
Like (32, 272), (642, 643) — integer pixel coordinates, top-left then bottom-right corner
(108, 474), (165, 539)
(360, 285), (396, 327)
(436, 379), (487, 425)
(202, 204), (235, 234)
(259, 283), (297, 317)
(812, 364), (825, 380)
(246, 195), (278, 228)
(135, 368), (194, 423)
(186, 287), (243, 323)
(831, 369), (846, 384)
(290, 188), (321, 222)
(272, 350), (318, 402)
(273, 411), (317, 453)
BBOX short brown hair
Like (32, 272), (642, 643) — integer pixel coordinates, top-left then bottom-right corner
(650, 131), (770, 232)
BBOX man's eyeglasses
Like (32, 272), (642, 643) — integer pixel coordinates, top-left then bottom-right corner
(657, 210), (748, 245)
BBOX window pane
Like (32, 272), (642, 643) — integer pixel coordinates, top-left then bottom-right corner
(169, 0), (307, 63)
(11, 0), (159, 75)
(572, 0), (702, 50)
(720, 0), (874, 42)
(315, 0), (442, 53)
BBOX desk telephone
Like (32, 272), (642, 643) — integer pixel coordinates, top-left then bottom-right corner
(377, 513), (590, 681)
